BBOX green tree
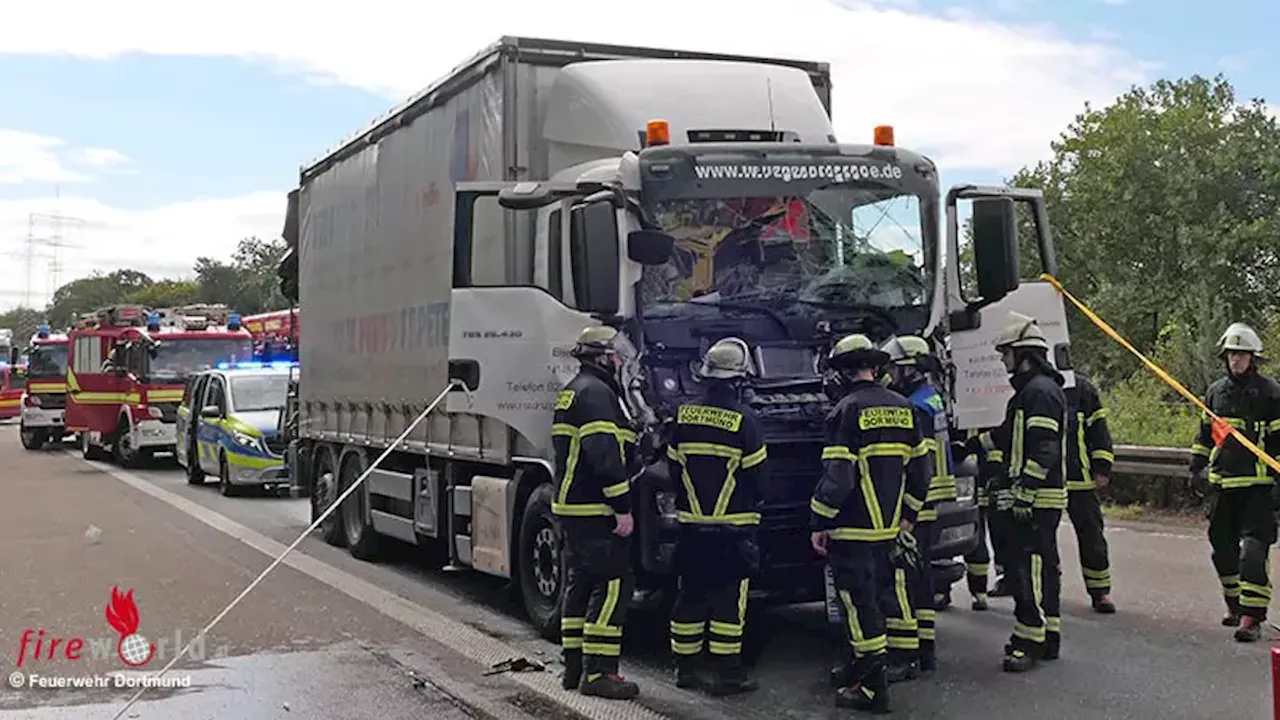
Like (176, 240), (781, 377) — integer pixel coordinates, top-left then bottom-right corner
(1008, 74), (1280, 391)
(0, 307), (46, 349)
(123, 279), (201, 308)
(46, 269), (154, 328)
(194, 236), (289, 315)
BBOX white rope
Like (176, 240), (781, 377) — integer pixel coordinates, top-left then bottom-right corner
(111, 380), (463, 719)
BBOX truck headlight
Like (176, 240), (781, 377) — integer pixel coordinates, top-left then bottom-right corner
(955, 475), (976, 503)
(147, 406), (163, 420)
(654, 490), (678, 525)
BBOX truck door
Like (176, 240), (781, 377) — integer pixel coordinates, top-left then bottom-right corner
(65, 331), (115, 434)
(944, 186), (1075, 431)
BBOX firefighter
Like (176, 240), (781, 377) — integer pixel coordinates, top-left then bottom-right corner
(665, 337), (767, 696)
(1188, 321), (1280, 642)
(881, 335), (953, 674)
(1064, 372), (1117, 614)
(989, 311), (1068, 673)
(810, 334), (929, 712)
(959, 426), (1002, 611)
(552, 325), (641, 699)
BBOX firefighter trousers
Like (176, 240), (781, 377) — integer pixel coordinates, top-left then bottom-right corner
(964, 507), (991, 598)
(998, 508), (1062, 654)
(830, 542), (897, 669)
(561, 524), (634, 676)
(1067, 489), (1112, 598)
(1208, 485), (1277, 620)
(907, 521), (938, 654)
(669, 575), (750, 666)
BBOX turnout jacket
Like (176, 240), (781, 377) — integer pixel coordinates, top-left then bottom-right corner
(809, 379), (929, 544)
(552, 363), (638, 519)
(903, 380), (956, 522)
(1189, 370), (1280, 490)
(986, 364), (1068, 511)
(665, 384), (769, 528)
(1064, 374), (1115, 491)
(960, 426), (1003, 509)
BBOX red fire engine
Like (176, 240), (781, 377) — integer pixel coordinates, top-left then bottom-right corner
(18, 324), (71, 450)
(66, 304), (254, 466)
(0, 361), (24, 421)
(242, 308), (299, 362)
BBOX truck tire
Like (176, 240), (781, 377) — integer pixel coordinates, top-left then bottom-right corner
(339, 451), (383, 561)
(517, 483), (563, 642)
(80, 433), (107, 461)
(311, 446), (345, 546)
(186, 445), (206, 485)
(218, 453), (240, 497)
(113, 419), (144, 469)
(19, 425), (48, 451)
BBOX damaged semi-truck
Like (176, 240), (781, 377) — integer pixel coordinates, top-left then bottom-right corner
(280, 36), (1073, 638)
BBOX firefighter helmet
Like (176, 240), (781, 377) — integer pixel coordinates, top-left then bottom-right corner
(1217, 322), (1264, 357)
(994, 311), (1050, 352)
(699, 337), (753, 379)
(572, 325), (623, 358)
(882, 335), (932, 365)
(828, 333), (890, 370)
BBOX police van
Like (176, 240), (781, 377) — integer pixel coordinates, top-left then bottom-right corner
(175, 362), (293, 495)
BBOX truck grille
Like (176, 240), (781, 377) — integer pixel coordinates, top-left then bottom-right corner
(151, 402), (179, 423)
(34, 393), (66, 409)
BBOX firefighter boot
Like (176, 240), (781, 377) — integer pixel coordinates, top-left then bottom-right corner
(1234, 616), (1262, 643)
(1043, 632), (1061, 661)
(884, 650), (920, 684)
(835, 658), (890, 714)
(1002, 642), (1039, 673)
(580, 673), (640, 700)
(972, 593), (989, 612)
(562, 650), (582, 691)
(990, 576), (1012, 597)
(706, 655), (758, 697)
(1222, 598), (1242, 627)
(674, 656), (700, 690)
(1092, 594), (1116, 614)
(918, 640), (937, 673)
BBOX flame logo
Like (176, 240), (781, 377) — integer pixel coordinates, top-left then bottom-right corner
(105, 586), (155, 667)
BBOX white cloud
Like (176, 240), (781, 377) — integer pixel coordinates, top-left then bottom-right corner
(70, 147), (133, 170)
(0, 0), (1152, 174)
(0, 192), (285, 311)
(0, 129), (89, 185)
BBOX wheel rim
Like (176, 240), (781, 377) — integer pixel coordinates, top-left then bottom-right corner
(532, 524), (560, 599)
(341, 467), (362, 543)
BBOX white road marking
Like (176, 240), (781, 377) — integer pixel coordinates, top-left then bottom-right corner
(89, 459), (668, 720)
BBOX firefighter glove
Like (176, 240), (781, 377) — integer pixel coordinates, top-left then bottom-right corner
(1011, 483), (1034, 523)
(891, 528), (920, 571)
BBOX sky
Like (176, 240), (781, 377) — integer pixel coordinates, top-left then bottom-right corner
(1, 0), (1277, 312)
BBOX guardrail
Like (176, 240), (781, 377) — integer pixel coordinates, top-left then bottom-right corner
(1112, 445), (1190, 478)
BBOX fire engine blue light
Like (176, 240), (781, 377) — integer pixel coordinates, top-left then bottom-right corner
(227, 313), (242, 330)
(37, 323), (50, 337)
(145, 312), (161, 331)
(216, 362), (231, 369)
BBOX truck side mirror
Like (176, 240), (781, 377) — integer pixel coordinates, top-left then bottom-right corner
(200, 405), (221, 419)
(971, 198), (1020, 306)
(569, 200), (620, 316)
(627, 229), (674, 266)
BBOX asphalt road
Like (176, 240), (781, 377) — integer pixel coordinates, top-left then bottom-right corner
(5, 426), (1276, 719)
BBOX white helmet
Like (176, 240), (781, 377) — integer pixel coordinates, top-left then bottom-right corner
(699, 337), (753, 380)
(1217, 322), (1264, 357)
(994, 311), (1050, 352)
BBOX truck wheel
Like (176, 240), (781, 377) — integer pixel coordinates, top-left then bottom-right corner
(19, 425), (47, 451)
(517, 483), (563, 642)
(80, 433), (107, 461)
(311, 446), (345, 547)
(340, 452), (382, 561)
(112, 419), (143, 469)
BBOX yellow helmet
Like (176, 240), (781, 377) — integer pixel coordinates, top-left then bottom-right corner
(700, 337), (753, 379)
(994, 311), (1049, 352)
(1217, 322), (1264, 357)
(572, 325), (622, 357)
(829, 333), (890, 369)
(882, 335), (932, 365)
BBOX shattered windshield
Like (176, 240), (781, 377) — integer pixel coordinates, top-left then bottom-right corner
(640, 187), (929, 313)
(149, 338), (254, 382)
(27, 343), (68, 378)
